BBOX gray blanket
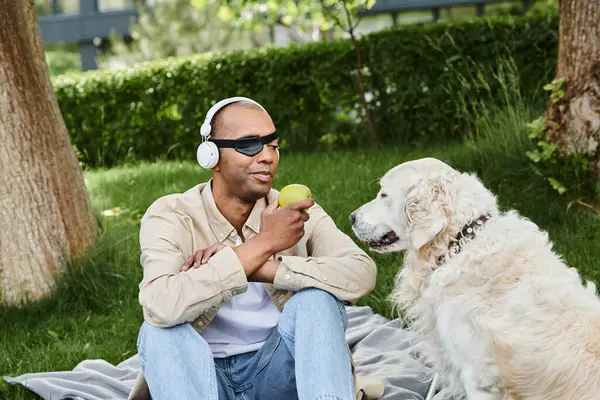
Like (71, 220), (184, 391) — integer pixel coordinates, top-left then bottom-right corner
(4, 306), (451, 400)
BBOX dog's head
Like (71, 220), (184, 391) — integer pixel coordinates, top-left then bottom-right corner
(350, 158), (498, 258)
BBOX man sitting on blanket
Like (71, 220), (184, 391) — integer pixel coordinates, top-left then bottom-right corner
(133, 96), (380, 400)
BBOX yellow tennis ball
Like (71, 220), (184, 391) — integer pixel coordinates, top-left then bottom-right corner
(278, 184), (312, 207)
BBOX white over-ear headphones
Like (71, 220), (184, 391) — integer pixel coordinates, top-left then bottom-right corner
(197, 96), (269, 169)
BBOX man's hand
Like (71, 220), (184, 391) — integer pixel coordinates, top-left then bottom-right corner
(259, 198), (315, 253)
(180, 243), (226, 272)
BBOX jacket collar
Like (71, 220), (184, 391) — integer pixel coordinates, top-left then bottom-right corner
(200, 179), (279, 243)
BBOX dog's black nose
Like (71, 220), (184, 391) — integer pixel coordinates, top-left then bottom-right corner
(349, 212), (356, 225)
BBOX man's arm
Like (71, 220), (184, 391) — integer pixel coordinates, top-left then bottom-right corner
(138, 202), (273, 328)
(272, 203), (377, 304)
(249, 260), (280, 282)
(180, 238), (274, 276)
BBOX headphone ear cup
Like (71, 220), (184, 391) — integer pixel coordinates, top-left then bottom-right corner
(197, 141), (219, 169)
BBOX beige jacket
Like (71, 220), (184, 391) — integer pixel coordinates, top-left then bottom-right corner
(128, 181), (384, 400)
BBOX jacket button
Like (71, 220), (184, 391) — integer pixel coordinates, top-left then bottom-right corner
(285, 274), (291, 280)
(323, 276), (328, 281)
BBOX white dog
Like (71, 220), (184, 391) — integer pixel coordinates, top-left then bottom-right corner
(350, 158), (600, 400)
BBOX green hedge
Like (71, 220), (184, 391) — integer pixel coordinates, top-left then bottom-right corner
(53, 12), (558, 168)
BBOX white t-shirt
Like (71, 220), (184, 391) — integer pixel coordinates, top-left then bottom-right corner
(200, 236), (282, 358)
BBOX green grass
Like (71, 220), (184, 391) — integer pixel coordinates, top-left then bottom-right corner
(1, 107), (599, 399)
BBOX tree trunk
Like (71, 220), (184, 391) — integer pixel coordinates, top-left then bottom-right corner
(0, 0), (100, 306)
(544, 0), (600, 174)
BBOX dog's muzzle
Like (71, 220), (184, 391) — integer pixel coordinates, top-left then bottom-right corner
(367, 231), (400, 248)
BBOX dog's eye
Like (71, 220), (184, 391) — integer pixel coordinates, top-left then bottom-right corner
(380, 193), (388, 198)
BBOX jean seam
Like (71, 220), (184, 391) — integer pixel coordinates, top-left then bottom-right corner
(208, 359), (218, 399)
(225, 359), (235, 391)
(136, 322), (146, 350)
(136, 325), (147, 369)
(277, 324), (295, 344)
(336, 301), (349, 329)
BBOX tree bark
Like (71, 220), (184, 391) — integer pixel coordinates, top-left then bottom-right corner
(0, 0), (99, 306)
(544, 0), (600, 174)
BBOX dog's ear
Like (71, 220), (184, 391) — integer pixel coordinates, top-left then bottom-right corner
(404, 178), (450, 251)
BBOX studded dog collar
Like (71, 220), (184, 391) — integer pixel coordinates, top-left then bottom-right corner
(436, 214), (492, 266)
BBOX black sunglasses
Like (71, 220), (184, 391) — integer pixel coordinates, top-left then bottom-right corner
(210, 132), (279, 157)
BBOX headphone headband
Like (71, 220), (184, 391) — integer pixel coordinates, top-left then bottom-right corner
(200, 96), (267, 139)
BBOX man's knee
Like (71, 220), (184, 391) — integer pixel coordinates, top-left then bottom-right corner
(287, 287), (344, 307)
(284, 288), (347, 327)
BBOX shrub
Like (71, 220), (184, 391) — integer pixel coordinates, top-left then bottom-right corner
(52, 12), (558, 168)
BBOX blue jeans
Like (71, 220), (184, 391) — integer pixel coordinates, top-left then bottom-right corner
(137, 288), (355, 400)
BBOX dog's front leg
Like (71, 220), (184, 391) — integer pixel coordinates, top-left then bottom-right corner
(460, 366), (503, 400)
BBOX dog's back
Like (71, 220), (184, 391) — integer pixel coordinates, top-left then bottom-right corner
(429, 211), (600, 400)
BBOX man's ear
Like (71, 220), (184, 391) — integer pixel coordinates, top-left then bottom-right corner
(404, 179), (449, 250)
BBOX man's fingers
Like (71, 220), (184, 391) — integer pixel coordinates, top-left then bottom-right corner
(192, 250), (205, 268)
(202, 246), (219, 264)
(180, 244), (227, 272)
(181, 255), (195, 272)
(179, 243), (225, 272)
(199, 244), (226, 264)
(300, 211), (310, 222)
(201, 252), (210, 264)
(263, 198), (279, 215)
